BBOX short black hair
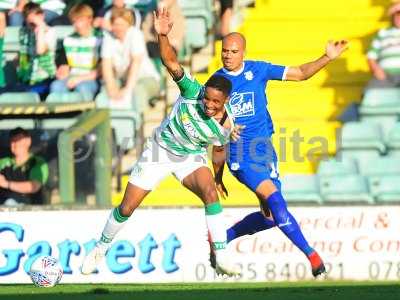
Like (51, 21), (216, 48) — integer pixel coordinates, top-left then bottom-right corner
(204, 75), (232, 97)
(9, 127), (30, 139)
(23, 2), (43, 18)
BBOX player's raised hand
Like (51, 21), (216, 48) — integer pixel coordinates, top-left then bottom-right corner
(325, 40), (349, 60)
(153, 7), (173, 36)
(230, 124), (245, 142)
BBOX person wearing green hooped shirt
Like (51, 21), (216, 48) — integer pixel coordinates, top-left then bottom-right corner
(367, 2), (400, 89)
(50, 3), (102, 100)
(11, 2), (57, 99)
(0, 127), (49, 206)
(80, 7), (245, 277)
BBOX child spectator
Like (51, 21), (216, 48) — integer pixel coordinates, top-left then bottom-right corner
(50, 3), (101, 100)
(12, 2), (57, 99)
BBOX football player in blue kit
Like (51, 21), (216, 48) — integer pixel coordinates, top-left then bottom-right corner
(211, 32), (348, 277)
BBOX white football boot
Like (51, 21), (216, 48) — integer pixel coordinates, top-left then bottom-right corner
(81, 244), (108, 275)
(214, 249), (241, 277)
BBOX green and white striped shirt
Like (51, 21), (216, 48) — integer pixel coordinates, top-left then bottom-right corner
(154, 72), (234, 156)
(63, 30), (102, 76)
(367, 27), (400, 75)
(18, 26), (56, 84)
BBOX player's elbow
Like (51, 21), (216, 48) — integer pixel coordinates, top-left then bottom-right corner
(286, 67), (307, 81)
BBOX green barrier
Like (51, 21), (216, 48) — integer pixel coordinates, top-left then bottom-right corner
(58, 109), (111, 205)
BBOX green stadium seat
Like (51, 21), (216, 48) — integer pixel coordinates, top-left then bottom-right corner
(0, 119), (35, 130)
(368, 176), (400, 204)
(359, 115), (399, 139)
(184, 18), (209, 50)
(281, 175), (322, 204)
(95, 91), (141, 151)
(3, 27), (20, 53)
(359, 88), (400, 136)
(178, 0), (214, 30)
(178, 0), (215, 60)
(53, 26), (74, 40)
(319, 174), (374, 204)
(358, 156), (400, 178)
(0, 92), (40, 103)
(317, 158), (358, 177)
(338, 122), (386, 162)
(45, 92), (86, 103)
(359, 88), (400, 115)
(40, 118), (77, 130)
(387, 123), (400, 156)
(340, 122), (386, 152)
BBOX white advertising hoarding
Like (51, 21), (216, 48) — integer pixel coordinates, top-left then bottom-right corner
(0, 206), (399, 283)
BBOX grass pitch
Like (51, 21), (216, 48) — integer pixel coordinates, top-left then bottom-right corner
(0, 281), (398, 300)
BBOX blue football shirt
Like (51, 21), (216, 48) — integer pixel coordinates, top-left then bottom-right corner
(214, 60), (286, 166)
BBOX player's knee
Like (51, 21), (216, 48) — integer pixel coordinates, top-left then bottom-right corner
(272, 207), (289, 225)
(263, 192), (289, 225)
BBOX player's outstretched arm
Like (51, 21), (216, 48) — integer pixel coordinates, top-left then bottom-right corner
(285, 40), (348, 81)
(212, 146), (228, 199)
(154, 7), (184, 81)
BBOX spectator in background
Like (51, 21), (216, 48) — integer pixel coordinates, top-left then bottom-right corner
(100, 7), (159, 111)
(0, 0), (24, 26)
(218, 0), (233, 38)
(0, 12), (5, 90)
(367, 1), (400, 89)
(142, 0), (185, 57)
(94, 0), (141, 31)
(50, 3), (101, 100)
(12, 2), (56, 99)
(16, 0), (66, 25)
(0, 127), (48, 206)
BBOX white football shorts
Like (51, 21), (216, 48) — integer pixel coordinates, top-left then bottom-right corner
(128, 139), (208, 190)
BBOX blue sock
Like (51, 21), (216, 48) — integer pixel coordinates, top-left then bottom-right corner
(227, 211), (275, 243)
(264, 191), (314, 257)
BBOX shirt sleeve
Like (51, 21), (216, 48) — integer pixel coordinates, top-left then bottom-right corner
(129, 28), (146, 56)
(259, 61), (287, 81)
(0, 157), (11, 173)
(175, 71), (203, 99)
(45, 27), (57, 51)
(101, 33), (113, 59)
(29, 157), (48, 185)
(367, 30), (382, 60)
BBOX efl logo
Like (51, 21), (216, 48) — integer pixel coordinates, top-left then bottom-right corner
(230, 92), (255, 117)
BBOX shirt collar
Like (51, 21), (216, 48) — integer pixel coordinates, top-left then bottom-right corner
(222, 62), (245, 76)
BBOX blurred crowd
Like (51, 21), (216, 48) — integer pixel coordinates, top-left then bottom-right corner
(0, 0), (234, 107)
(0, 0), (235, 206)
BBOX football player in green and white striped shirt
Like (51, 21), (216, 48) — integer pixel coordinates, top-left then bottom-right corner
(81, 7), (243, 277)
